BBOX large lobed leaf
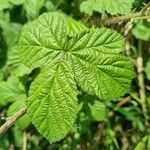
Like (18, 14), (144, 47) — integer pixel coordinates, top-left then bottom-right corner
(18, 12), (134, 142)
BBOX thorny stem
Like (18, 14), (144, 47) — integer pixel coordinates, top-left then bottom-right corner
(96, 2), (150, 25)
(137, 41), (149, 126)
(0, 108), (27, 135)
(100, 12), (141, 25)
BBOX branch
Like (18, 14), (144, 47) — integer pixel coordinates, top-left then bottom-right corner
(98, 2), (150, 25)
(0, 107), (27, 135)
(100, 12), (141, 25)
(137, 41), (149, 126)
(108, 96), (131, 117)
(23, 131), (27, 150)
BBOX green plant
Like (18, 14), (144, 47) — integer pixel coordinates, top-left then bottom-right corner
(80, 0), (135, 15)
(0, 0), (150, 149)
(16, 12), (133, 142)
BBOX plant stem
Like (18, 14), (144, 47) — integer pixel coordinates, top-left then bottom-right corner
(23, 131), (27, 150)
(96, 2), (150, 25)
(109, 96), (131, 117)
(0, 108), (27, 135)
(100, 12), (141, 25)
(137, 41), (149, 126)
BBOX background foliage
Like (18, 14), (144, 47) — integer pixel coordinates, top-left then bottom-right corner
(0, 0), (150, 149)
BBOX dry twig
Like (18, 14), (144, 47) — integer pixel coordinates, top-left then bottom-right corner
(0, 108), (27, 135)
(137, 41), (149, 126)
(23, 131), (27, 150)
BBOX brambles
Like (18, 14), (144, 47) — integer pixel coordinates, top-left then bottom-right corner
(0, 0), (150, 149)
(16, 12), (133, 142)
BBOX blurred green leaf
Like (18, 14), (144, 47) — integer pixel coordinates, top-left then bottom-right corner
(147, 136), (150, 150)
(147, 97), (150, 110)
(88, 100), (108, 121)
(0, 69), (4, 81)
(0, 11), (22, 48)
(9, 0), (25, 5)
(132, 20), (150, 41)
(0, 0), (25, 11)
(8, 46), (31, 77)
(0, 76), (26, 106)
(0, 134), (9, 150)
(44, 0), (56, 11)
(134, 135), (148, 150)
(12, 126), (23, 148)
(24, 0), (45, 20)
(80, 0), (134, 15)
(0, 0), (11, 11)
(145, 60), (150, 80)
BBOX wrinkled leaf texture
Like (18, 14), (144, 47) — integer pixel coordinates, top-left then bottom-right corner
(18, 12), (133, 142)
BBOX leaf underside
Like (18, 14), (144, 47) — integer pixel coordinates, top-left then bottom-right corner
(18, 12), (133, 142)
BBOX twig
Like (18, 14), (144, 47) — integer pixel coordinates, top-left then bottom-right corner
(0, 108), (27, 135)
(9, 144), (14, 150)
(93, 122), (105, 144)
(109, 96), (131, 117)
(137, 41), (149, 125)
(23, 131), (27, 150)
(100, 12), (141, 25)
(99, 2), (150, 25)
(124, 21), (133, 37)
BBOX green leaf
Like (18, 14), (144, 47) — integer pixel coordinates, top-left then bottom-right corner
(147, 136), (150, 150)
(0, 134), (9, 150)
(18, 12), (87, 69)
(0, 76), (26, 106)
(18, 12), (133, 142)
(0, 0), (24, 11)
(24, 0), (45, 20)
(80, 0), (134, 15)
(0, 0), (11, 11)
(132, 20), (150, 41)
(9, 0), (25, 5)
(135, 136), (148, 150)
(12, 126), (23, 148)
(68, 28), (133, 99)
(88, 100), (107, 121)
(145, 60), (150, 80)
(7, 99), (30, 129)
(8, 46), (31, 77)
(0, 12), (22, 48)
(66, 17), (88, 36)
(0, 70), (4, 81)
(44, 0), (56, 12)
(27, 61), (78, 142)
